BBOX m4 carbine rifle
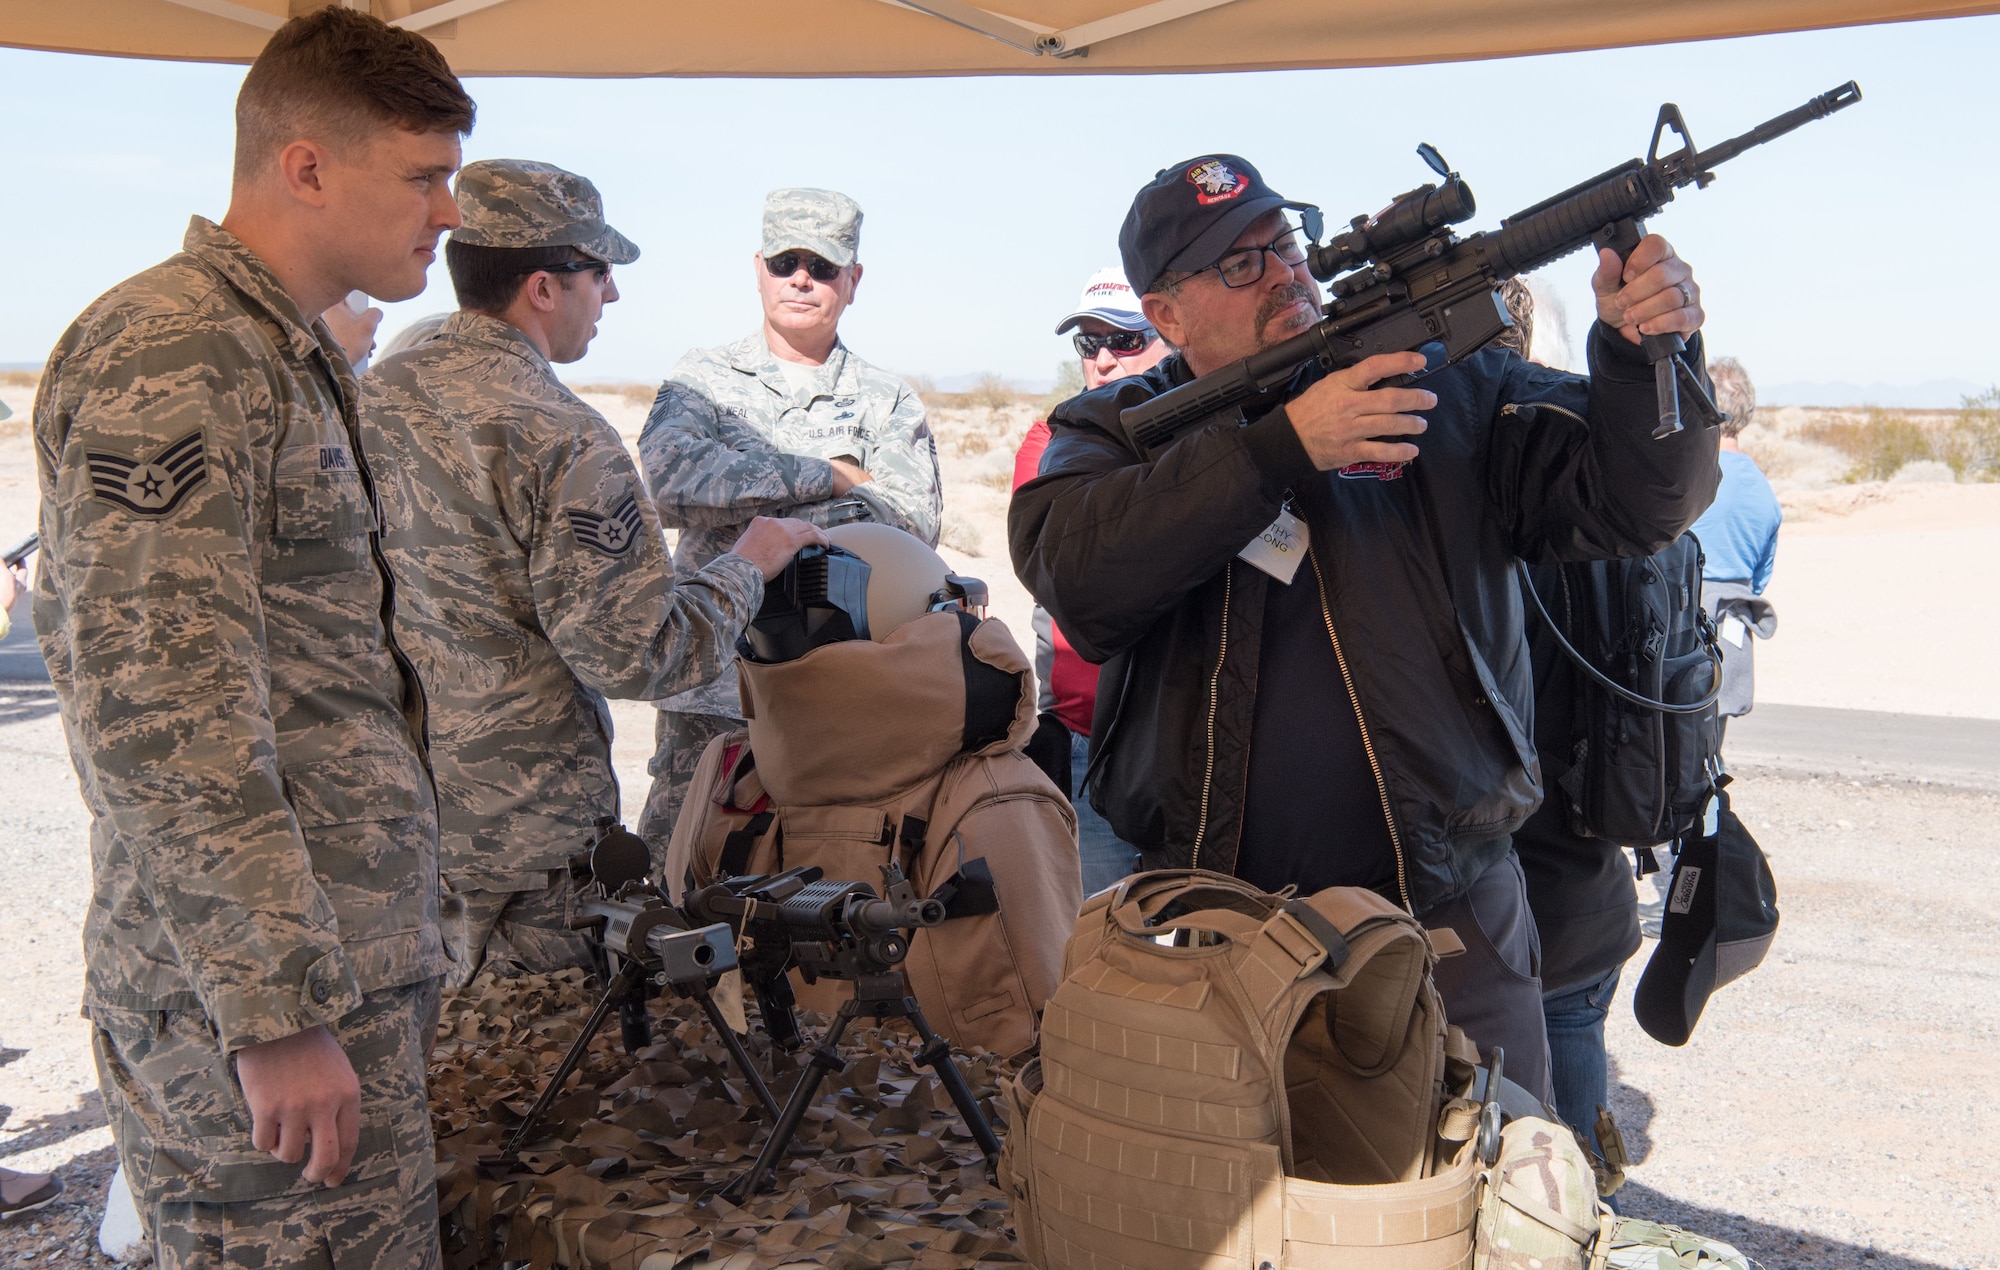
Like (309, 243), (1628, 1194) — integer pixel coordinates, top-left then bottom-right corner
(1119, 81), (1862, 453)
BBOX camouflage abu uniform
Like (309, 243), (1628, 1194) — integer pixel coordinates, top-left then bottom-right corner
(362, 160), (763, 981)
(34, 216), (444, 1267)
(638, 188), (942, 841)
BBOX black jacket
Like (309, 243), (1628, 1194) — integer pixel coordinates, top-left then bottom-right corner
(1007, 325), (1719, 914)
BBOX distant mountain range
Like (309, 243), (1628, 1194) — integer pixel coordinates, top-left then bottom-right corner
(1760, 378), (1992, 409)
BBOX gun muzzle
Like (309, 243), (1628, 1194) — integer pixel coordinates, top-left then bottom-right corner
(850, 894), (946, 937)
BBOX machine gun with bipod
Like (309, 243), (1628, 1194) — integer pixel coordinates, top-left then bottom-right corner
(683, 864), (1004, 1200)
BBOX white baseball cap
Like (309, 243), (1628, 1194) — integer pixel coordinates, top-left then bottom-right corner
(1054, 266), (1150, 335)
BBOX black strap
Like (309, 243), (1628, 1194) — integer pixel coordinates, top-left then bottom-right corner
(1516, 559), (1722, 715)
(896, 815), (928, 875)
(931, 857), (1001, 920)
(1282, 899), (1353, 970)
(957, 608), (1020, 753)
(718, 810), (775, 879)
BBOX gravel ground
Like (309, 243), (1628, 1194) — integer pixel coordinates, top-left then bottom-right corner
(4, 687), (1995, 1267)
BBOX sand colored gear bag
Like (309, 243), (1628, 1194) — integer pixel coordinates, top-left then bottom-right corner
(664, 608), (1083, 1059)
(999, 870), (1492, 1270)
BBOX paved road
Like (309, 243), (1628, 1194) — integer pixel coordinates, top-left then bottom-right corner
(1728, 702), (2000, 788)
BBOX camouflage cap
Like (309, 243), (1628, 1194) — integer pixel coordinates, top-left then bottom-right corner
(761, 188), (862, 267)
(452, 159), (640, 264)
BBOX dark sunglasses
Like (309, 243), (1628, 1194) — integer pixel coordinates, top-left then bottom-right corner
(764, 251), (844, 283)
(1073, 328), (1159, 358)
(530, 259), (609, 278)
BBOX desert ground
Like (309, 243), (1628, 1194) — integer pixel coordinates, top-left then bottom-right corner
(2, 372), (1997, 1267)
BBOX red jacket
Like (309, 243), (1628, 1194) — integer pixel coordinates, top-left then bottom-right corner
(1013, 420), (1098, 736)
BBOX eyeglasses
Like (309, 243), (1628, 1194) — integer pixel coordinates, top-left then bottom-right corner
(1202, 226), (1310, 289)
(1073, 328), (1159, 358)
(764, 251), (844, 283)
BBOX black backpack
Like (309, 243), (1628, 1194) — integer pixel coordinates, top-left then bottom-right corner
(1518, 534), (1723, 847)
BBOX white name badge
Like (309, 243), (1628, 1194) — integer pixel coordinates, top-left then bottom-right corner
(1238, 507), (1308, 584)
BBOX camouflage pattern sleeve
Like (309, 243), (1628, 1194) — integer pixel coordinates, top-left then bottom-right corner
(638, 376), (837, 530)
(37, 322), (359, 1051)
(530, 418), (764, 699)
(848, 381), (943, 547)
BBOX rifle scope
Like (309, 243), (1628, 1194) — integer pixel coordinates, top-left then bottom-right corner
(1309, 175), (1476, 282)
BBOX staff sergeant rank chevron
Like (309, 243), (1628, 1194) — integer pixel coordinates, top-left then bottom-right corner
(566, 494), (645, 556)
(86, 430), (207, 516)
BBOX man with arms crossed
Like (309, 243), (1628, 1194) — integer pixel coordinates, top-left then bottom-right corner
(363, 160), (823, 986)
(638, 188), (942, 844)
(33, 11), (471, 1265)
(1010, 156), (1719, 1099)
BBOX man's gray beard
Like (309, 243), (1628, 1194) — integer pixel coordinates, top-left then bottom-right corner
(1255, 282), (1318, 350)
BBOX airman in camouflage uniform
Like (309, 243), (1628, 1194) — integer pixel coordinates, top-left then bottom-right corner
(638, 187), (943, 842)
(35, 216), (447, 1267)
(31, 11), (476, 1264)
(363, 160), (792, 984)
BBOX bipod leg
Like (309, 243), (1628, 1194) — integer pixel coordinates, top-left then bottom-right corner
(618, 964), (654, 1054)
(696, 989), (783, 1122)
(504, 961), (644, 1157)
(722, 1004), (857, 1202)
(905, 1003), (1001, 1164)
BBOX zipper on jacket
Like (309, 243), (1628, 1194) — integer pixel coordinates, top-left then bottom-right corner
(1189, 563), (1232, 871)
(1306, 547), (1413, 914)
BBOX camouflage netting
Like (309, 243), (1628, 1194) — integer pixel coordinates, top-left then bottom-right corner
(429, 970), (1026, 1270)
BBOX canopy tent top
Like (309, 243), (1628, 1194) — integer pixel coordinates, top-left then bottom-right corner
(1, 0), (1996, 77)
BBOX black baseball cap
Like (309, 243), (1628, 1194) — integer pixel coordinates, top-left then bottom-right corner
(1634, 788), (1781, 1046)
(1119, 155), (1316, 297)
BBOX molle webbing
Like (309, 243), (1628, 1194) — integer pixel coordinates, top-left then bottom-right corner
(1004, 870), (1477, 1270)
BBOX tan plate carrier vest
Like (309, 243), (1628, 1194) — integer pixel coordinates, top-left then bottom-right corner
(1000, 870), (1487, 1270)
(665, 610), (1084, 1059)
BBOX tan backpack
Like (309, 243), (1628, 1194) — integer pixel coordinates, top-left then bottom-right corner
(999, 870), (1490, 1270)
(664, 610), (1084, 1059)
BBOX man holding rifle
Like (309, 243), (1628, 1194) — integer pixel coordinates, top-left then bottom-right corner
(1009, 155), (1719, 1099)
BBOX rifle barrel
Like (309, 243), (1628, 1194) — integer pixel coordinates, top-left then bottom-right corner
(1694, 81), (1861, 172)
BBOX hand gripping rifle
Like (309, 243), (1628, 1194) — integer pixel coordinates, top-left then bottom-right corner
(683, 863), (1003, 1200)
(1119, 82), (1862, 454)
(500, 827), (782, 1157)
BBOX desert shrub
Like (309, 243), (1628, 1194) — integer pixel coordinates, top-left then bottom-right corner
(939, 515), (984, 556)
(1940, 387), (2000, 481)
(573, 382), (663, 409)
(1042, 360), (1084, 415)
(0, 370), (37, 388)
(1797, 407), (1939, 482)
(968, 373), (1014, 411)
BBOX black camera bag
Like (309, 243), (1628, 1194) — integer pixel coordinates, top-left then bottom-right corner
(1519, 533), (1722, 847)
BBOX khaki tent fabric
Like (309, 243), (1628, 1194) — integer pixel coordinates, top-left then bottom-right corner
(1, 0), (1996, 75)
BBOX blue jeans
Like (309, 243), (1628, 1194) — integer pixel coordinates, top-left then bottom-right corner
(1071, 730), (1139, 896)
(1543, 962), (1622, 1155)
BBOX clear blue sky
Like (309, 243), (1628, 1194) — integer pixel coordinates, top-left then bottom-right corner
(2, 15), (1995, 399)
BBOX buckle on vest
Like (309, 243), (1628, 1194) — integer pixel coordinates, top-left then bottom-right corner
(1263, 908), (1332, 978)
(1277, 899), (1352, 971)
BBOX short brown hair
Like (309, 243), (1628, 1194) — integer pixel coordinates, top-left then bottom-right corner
(233, 7), (475, 183)
(446, 242), (595, 315)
